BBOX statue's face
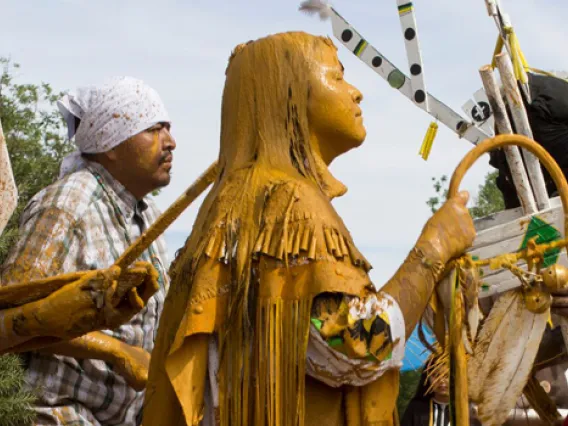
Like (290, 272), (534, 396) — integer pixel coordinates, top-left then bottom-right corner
(307, 46), (366, 164)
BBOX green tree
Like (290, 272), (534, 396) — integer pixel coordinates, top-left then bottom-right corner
(0, 355), (36, 426)
(469, 170), (505, 218)
(0, 57), (72, 263)
(0, 57), (72, 426)
(426, 171), (505, 219)
(426, 175), (449, 214)
(397, 368), (423, 418)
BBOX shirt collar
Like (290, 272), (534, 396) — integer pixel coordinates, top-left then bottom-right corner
(85, 160), (148, 221)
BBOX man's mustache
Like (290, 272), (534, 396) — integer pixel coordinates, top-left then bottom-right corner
(159, 151), (173, 164)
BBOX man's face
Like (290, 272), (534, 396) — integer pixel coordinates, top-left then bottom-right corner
(307, 45), (366, 164)
(113, 122), (176, 191)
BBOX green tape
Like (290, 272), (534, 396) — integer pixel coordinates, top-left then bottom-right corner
(328, 336), (343, 348)
(310, 318), (323, 330)
(519, 216), (562, 267)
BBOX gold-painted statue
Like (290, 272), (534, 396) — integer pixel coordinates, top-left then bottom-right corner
(143, 32), (475, 426)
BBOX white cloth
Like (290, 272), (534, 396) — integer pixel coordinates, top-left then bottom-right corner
(306, 292), (406, 387)
(57, 76), (170, 178)
(200, 293), (406, 424)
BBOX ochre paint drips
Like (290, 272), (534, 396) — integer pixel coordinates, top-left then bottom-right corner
(143, 31), (475, 426)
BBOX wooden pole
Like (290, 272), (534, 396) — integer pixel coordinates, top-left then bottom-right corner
(114, 161), (218, 269)
(487, 1), (532, 99)
(0, 119), (18, 235)
(496, 52), (550, 211)
(484, 0), (498, 16)
(479, 65), (537, 214)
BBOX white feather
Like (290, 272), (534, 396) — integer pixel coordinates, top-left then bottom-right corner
(468, 291), (547, 426)
(436, 274), (454, 321)
(462, 326), (473, 355)
(468, 291), (519, 401)
(299, 0), (333, 21)
(467, 303), (481, 343)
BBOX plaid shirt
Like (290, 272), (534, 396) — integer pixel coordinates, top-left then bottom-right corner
(1, 161), (169, 426)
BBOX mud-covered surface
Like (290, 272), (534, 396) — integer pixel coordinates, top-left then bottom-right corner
(0, 120), (18, 235)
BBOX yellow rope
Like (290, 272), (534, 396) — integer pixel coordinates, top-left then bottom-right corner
(491, 27), (529, 84)
(490, 35), (504, 69)
(528, 67), (568, 80)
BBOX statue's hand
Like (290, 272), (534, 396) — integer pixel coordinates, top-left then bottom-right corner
(418, 191), (476, 264)
(91, 261), (160, 331)
(110, 342), (151, 391)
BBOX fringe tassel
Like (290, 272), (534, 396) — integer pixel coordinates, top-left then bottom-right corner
(449, 269), (469, 426)
(201, 214), (371, 271)
(219, 298), (312, 426)
(198, 185), (370, 425)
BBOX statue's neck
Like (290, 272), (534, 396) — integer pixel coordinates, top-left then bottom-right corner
(313, 153), (347, 199)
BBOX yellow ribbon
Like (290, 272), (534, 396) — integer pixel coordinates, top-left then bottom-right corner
(491, 26), (529, 84)
(419, 121), (438, 161)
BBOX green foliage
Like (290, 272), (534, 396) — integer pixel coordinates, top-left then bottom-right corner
(468, 171), (505, 219)
(397, 368), (423, 418)
(426, 171), (505, 219)
(0, 57), (72, 264)
(426, 175), (448, 214)
(0, 57), (73, 426)
(0, 354), (35, 426)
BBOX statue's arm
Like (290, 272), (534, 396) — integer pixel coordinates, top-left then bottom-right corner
(381, 240), (444, 338)
(0, 270), (155, 390)
(2, 329), (150, 392)
(382, 193), (474, 337)
(36, 332), (150, 392)
(308, 194), (474, 386)
(309, 243), (441, 371)
(0, 264), (157, 355)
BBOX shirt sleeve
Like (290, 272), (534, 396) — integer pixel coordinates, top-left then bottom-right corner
(0, 206), (81, 286)
(306, 291), (406, 387)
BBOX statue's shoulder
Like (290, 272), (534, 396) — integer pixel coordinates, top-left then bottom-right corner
(168, 176), (371, 290)
(256, 178), (371, 271)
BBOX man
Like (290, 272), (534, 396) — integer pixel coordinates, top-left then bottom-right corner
(401, 352), (482, 426)
(1, 76), (175, 425)
(401, 362), (450, 426)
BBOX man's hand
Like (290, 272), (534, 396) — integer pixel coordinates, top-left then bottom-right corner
(84, 261), (160, 331)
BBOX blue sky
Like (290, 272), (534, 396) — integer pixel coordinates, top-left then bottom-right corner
(2, 0), (568, 284)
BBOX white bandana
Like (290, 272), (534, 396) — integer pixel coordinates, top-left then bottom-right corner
(57, 76), (170, 178)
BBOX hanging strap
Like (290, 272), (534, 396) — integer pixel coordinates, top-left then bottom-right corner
(491, 27), (529, 84)
(419, 121), (438, 161)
